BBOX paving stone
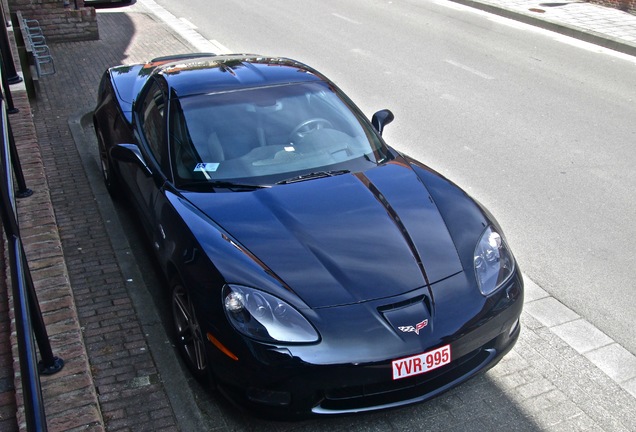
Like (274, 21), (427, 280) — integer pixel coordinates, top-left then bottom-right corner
(623, 376), (636, 398)
(551, 318), (614, 354)
(522, 275), (549, 302)
(524, 297), (580, 328)
(584, 343), (636, 383)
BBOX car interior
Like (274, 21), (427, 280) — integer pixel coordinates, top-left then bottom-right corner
(169, 82), (382, 185)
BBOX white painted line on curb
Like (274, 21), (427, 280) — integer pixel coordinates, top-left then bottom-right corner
(551, 318), (614, 354)
(624, 376), (636, 397)
(584, 343), (636, 384)
(209, 40), (232, 55)
(524, 296), (580, 327)
(179, 18), (198, 30)
(138, 0), (220, 54)
(521, 275), (549, 302)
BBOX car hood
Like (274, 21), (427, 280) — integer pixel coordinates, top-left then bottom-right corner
(183, 161), (463, 308)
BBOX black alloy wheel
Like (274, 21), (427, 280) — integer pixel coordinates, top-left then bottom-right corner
(171, 280), (208, 381)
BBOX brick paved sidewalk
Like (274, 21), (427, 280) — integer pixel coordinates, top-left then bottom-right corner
(3, 84), (103, 431)
(2, 7), (192, 432)
(3, 1), (636, 431)
(22, 8), (196, 431)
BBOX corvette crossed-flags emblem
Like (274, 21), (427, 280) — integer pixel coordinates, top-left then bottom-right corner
(397, 319), (429, 335)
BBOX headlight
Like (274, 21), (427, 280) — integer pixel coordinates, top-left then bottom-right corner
(474, 226), (515, 296)
(223, 285), (319, 344)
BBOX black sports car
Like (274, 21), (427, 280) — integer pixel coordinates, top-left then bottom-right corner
(93, 53), (523, 417)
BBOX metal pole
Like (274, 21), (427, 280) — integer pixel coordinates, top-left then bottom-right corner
(0, 1), (20, 84)
(21, 241), (64, 375)
(8, 237), (50, 432)
(0, 49), (17, 113)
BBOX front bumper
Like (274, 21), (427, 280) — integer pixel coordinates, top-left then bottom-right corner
(208, 270), (523, 418)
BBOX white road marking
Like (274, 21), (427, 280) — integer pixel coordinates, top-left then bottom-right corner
(332, 13), (361, 25)
(350, 48), (372, 57)
(445, 59), (494, 80)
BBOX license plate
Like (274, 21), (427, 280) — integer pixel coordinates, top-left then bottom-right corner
(392, 345), (451, 380)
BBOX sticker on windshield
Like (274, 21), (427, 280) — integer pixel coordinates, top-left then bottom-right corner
(194, 163), (219, 173)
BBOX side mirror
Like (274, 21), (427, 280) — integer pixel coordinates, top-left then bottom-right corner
(371, 109), (394, 136)
(110, 143), (152, 177)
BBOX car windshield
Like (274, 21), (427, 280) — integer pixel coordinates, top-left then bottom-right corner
(169, 81), (391, 188)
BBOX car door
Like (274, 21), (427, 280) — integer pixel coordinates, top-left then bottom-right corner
(122, 77), (171, 246)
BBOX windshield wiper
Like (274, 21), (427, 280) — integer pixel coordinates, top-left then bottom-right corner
(178, 180), (269, 191)
(276, 169), (350, 185)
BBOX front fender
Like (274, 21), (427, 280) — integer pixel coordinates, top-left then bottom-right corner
(164, 191), (304, 308)
(405, 157), (496, 275)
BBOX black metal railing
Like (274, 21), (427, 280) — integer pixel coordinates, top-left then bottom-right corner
(0, 55), (63, 432)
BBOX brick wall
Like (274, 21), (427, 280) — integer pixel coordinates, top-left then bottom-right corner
(590, 0), (636, 13)
(8, 0), (98, 42)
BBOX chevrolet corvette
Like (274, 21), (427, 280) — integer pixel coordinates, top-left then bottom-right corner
(93, 53), (523, 417)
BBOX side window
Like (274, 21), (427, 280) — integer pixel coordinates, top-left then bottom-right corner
(139, 80), (166, 166)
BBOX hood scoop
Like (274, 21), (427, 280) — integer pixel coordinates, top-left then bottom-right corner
(380, 295), (433, 341)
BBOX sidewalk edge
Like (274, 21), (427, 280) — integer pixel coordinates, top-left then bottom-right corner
(449, 0), (636, 57)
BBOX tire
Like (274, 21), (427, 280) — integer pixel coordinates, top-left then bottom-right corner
(171, 278), (210, 382)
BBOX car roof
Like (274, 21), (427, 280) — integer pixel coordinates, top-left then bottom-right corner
(151, 54), (325, 98)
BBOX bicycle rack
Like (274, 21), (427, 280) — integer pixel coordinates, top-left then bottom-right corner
(21, 18), (56, 77)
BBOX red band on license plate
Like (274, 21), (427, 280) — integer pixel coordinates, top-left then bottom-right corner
(391, 344), (451, 380)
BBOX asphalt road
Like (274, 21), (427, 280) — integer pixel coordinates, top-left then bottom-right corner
(148, 0), (636, 355)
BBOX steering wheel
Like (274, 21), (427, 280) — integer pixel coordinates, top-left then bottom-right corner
(289, 118), (333, 142)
